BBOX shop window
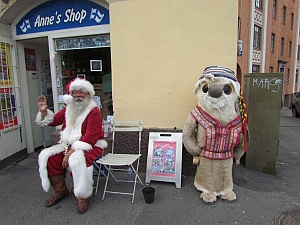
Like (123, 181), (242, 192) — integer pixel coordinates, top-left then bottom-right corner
(0, 42), (19, 131)
(55, 34), (110, 51)
(56, 35), (113, 120)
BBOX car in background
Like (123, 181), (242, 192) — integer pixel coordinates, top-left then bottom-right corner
(291, 92), (300, 118)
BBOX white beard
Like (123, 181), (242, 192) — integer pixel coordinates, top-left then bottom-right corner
(68, 97), (91, 127)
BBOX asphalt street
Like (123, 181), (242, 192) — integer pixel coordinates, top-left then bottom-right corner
(0, 108), (299, 225)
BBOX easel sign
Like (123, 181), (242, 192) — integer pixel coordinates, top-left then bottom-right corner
(145, 132), (182, 188)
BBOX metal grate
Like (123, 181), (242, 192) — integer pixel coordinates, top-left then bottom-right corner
(0, 41), (19, 132)
(274, 209), (300, 225)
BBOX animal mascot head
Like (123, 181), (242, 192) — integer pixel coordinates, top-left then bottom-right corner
(182, 66), (248, 204)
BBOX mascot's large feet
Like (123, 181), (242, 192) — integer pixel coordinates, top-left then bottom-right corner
(221, 191), (236, 203)
(200, 192), (217, 204)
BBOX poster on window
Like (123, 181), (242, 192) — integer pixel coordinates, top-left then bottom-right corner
(0, 43), (13, 86)
(146, 132), (182, 188)
(0, 87), (18, 130)
(24, 48), (36, 71)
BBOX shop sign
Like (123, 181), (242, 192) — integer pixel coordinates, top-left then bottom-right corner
(16, 0), (109, 36)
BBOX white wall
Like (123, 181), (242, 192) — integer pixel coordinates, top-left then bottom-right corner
(110, 0), (238, 128)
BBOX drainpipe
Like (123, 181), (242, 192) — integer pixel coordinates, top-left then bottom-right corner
(292, 0), (300, 95)
(260, 0), (268, 72)
(248, 0), (255, 73)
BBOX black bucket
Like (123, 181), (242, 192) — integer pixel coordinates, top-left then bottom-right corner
(142, 186), (155, 204)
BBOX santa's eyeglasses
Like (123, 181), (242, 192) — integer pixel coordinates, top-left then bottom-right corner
(72, 89), (87, 95)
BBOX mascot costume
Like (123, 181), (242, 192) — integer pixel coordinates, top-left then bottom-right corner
(182, 66), (248, 204)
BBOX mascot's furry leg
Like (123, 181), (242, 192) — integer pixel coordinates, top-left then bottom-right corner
(194, 156), (236, 204)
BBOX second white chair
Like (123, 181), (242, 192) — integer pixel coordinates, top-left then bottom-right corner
(96, 120), (144, 203)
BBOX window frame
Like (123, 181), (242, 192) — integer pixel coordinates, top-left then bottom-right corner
(252, 65), (260, 73)
(253, 25), (262, 49)
(271, 33), (275, 53)
(255, 0), (263, 10)
(286, 69), (290, 84)
(272, 0), (277, 18)
(282, 6), (286, 25)
(0, 40), (20, 132)
(289, 41), (292, 58)
(291, 13), (294, 30)
(280, 37), (285, 56)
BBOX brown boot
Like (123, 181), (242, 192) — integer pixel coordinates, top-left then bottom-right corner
(77, 197), (89, 214)
(45, 174), (69, 207)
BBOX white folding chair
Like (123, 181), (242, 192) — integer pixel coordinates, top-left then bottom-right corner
(93, 159), (108, 195)
(96, 120), (144, 203)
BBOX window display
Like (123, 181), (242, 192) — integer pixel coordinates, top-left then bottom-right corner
(0, 42), (18, 131)
(59, 46), (112, 119)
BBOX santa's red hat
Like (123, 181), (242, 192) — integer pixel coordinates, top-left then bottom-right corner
(63, 78), (95, 104)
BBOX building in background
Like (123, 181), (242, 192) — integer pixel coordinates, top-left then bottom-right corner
(237, 0), (300, 107)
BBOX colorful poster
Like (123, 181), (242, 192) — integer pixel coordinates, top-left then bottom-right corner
(0, 43), (13, 86)
(24, 48), (36, 71)
(150, 141), (176, 177)
(0, 88), (18, 130)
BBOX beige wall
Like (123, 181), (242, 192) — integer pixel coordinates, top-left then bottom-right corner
(109, 0), (238, 128)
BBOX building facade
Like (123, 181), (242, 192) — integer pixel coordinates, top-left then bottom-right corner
(0, 0), (238, 175)
(237, 0), (300, 107)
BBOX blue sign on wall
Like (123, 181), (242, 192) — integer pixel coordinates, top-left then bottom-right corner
(16, 0), (109, 36)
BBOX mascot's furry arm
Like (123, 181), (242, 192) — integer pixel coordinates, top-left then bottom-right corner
(233, 133), (245, 165)
(182, 114), (202, 156)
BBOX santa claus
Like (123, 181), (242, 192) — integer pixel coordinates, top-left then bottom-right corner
(35, 78), (107, 214)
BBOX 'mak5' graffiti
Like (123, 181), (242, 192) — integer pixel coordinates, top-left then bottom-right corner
(252, 78), (283, 93)
(20, 8), (104, 33)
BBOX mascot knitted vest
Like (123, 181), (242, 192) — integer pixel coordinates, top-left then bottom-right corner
(191, 105), (243, 159)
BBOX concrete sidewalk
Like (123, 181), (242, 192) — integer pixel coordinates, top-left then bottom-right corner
(0, 108), (299, 225)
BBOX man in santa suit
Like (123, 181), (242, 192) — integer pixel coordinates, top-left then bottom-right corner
(35, 78), (107, 214)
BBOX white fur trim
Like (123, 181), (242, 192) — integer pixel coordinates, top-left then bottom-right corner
(38, 144), (65, 192)
(69, 150), (94, 198)
(63, 94), (73, 105)
(95, 139), (108, 149)
(72, 140), (92, 151)
(70, 78), (95, 97)
(35, 109), (54, 127)
(60, 100), (97, 145)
